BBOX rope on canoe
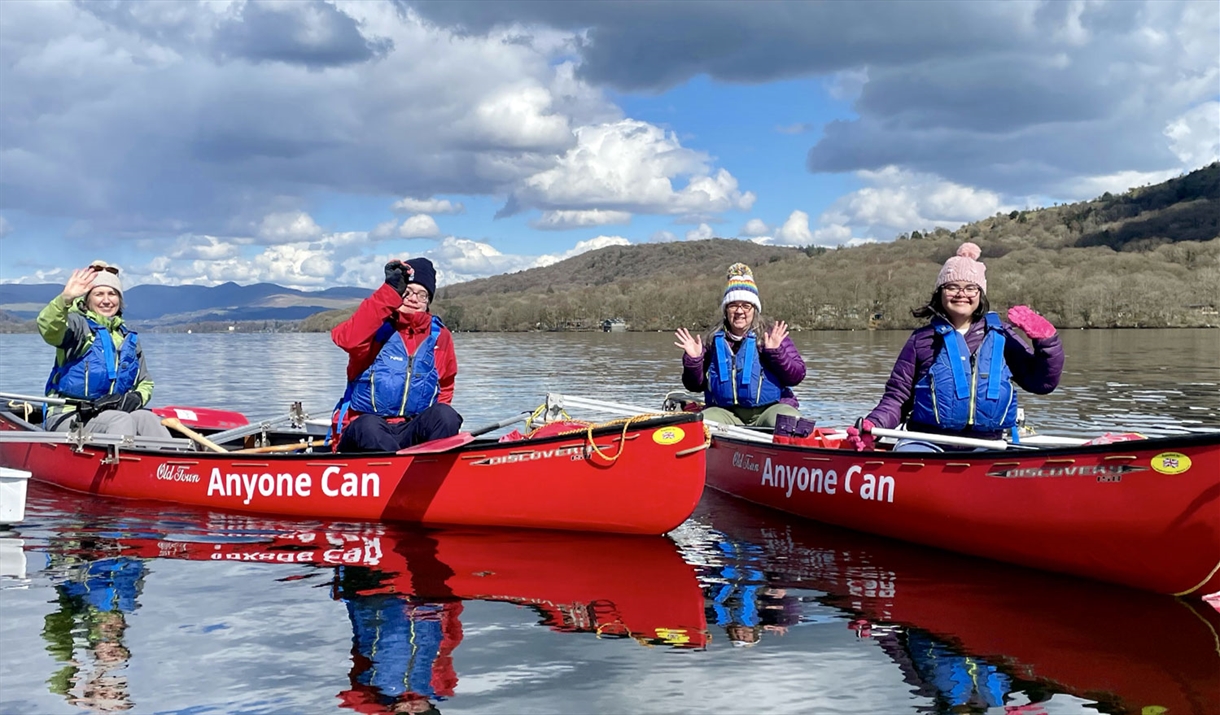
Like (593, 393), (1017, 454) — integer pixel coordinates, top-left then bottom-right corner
(531, 412), (671, 463)
(5, 399), (36, 423)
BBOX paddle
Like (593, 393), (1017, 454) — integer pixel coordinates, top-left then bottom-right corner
(160, 417), (227, 453)
(397, 412), (532, 455)
(869, 426), (1014, 451)
(0, 391), (250, 431)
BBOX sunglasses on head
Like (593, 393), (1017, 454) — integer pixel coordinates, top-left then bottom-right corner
(91, 265), (120, 275)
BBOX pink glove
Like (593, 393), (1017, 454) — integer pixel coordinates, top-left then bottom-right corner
(844, 418), (875, 452)
(1008, 305), (1056, 340)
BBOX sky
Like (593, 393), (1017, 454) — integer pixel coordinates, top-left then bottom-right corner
(0, 0), (1216, 291)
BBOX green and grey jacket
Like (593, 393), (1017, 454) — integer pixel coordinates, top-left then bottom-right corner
(38, 295), (154, 420)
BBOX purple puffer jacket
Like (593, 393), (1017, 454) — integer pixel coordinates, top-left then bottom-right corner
(866, 319), (1064, 435)
(682, 334), (807, 408)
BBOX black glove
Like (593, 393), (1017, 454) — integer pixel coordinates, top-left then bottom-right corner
(74, 401), (101, 425)
(94, 391), (144, 413)
(384, 260), (409, 297)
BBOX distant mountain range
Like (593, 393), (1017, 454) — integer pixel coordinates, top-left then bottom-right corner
(0, 281), (367, 330)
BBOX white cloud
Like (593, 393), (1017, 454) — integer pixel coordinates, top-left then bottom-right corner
(534, 235), (631, 267)
(774, 211), (813, 245)
(0, 216), (11, 239)
(167, 234), (241, 261)
(398, 214), (441, 238)
(257, 211), (323, 244)
(1164, 101), (1220, 167)
(531, 209), (632, 230)
(649, 230), (678, 243)
(685, 223), (714, 241)
(512, 120), (754, 216)
(833, 167), (1009, 237)
(739, 218), (770, 237)
(369, 220), (398, 240)
(391, 197), (466, 215)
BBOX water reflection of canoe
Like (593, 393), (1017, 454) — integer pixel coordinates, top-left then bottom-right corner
(117, 525), (709, 650)
(0, 409), (707, 535)
(706, 431), (1220, 595)
(698, 491), (1220, 715)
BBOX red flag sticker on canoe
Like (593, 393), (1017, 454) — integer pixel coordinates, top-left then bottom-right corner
(653, 427), (685, 445)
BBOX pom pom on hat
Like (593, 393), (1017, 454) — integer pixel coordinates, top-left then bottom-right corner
(721, 262), (762, 311)
(935, 242), (987, 293)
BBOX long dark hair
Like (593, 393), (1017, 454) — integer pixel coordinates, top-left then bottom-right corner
(911, 287), (989, 323)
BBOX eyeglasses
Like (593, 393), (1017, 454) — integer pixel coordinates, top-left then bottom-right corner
(91, 264), (120, 275)
(726, 302), (755, 313)
(942, 283), (980, 296)
(404, 288), (430, 302)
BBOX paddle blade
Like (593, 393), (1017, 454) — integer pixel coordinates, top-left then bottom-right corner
(397, 433), (476, 455)
(153, 406), (249, 430)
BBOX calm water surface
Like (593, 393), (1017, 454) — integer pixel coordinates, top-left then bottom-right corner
(1, 330), (1217, 715)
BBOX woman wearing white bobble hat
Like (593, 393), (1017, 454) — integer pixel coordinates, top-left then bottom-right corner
(846, 243), (1064, 452)
(38, 261), (170, 438)
(674, 262), (807, 428)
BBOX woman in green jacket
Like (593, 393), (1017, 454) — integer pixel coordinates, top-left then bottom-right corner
(40, 261), (170, 438)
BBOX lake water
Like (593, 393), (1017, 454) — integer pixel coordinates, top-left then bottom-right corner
(1, 329), (1218, 715)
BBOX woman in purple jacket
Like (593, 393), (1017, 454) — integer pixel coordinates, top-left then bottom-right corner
(847, 243), (1063, 452)
(674, 263), (807, 428)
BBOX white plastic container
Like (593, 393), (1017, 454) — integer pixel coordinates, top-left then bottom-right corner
(0, 467), (32, 525)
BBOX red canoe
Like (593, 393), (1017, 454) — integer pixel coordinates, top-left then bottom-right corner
(0, 409), (708, 535)
(705, 431), (1220, 595)
(698, 490), (1220, 715)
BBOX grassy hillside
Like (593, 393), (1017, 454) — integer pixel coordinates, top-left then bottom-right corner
(304, 162), (1219, 332)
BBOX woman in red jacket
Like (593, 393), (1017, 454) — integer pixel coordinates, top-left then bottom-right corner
(331, 257), (463, 452)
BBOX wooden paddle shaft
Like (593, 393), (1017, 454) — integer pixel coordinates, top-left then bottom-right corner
(161, 417), (227, 453)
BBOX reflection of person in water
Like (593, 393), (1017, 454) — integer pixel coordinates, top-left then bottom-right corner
(707, 537), (802, 647)
(871, 627), (1016, 711)
(42, 554), (146, 713)
(334, 533), (463, 715)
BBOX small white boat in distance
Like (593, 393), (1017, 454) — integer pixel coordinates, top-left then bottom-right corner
(0, 466), (32, 525)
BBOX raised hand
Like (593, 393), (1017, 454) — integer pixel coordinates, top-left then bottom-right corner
(1008, 305), (1056, 339)
(764, 320), (789, 350)
(673, 328), (703, 359)
(61, 268), (96, 303)
(384, 260), (409, 296)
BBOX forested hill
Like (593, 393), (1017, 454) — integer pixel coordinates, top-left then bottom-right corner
(302, 162), (1218, 332)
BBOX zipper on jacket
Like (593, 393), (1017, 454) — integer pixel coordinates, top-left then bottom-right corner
(730, 367), (739, 405)
(967, 354), (978, 427)
(929, 380), (940, 424)
(369, 370), (377, 413)
(399, 354), (416, 416)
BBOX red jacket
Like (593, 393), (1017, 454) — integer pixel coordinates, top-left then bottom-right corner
(332, 284), (457, 416)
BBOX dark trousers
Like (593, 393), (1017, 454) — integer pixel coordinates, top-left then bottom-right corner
(337, 404), (463, 453)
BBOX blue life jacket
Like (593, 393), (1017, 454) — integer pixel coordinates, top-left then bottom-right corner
(907, 631), (1011, 707)
(59, 557), (146, 614)
(345, 595), (446, 699)
(705, 330), (784, 408)
(910, 313), (1017, 432)
(347, 316), (444, 418)
(45, 318), (140, 401)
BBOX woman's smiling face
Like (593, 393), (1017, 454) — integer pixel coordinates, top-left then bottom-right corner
(86, 287), (121, 318)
